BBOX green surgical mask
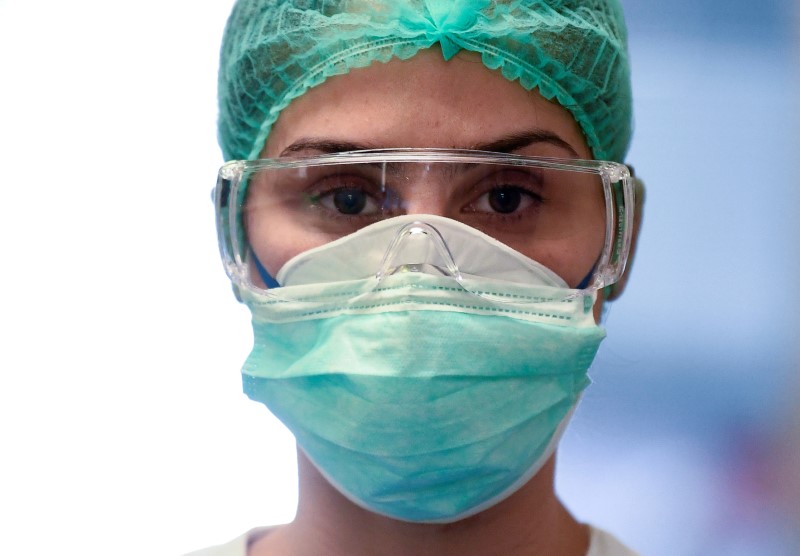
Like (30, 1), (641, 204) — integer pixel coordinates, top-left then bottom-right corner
(239, 216), (605, 522)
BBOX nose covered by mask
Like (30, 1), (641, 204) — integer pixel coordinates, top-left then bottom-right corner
(239, 215), (605, 523)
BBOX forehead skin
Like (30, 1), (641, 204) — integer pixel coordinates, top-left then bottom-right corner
(263, 49), (592, 159)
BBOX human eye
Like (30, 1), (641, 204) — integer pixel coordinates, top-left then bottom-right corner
(307, 172), (386, 217)
(462, 169), (544, 218)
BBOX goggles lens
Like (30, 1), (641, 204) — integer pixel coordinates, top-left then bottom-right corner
(215, 150), (634, 299)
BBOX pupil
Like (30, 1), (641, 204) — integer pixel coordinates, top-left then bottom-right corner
(488, 188), (521, 213)
(333, 189), (367, 214)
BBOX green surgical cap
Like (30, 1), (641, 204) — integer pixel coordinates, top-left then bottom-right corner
(218, 0), (633, 162)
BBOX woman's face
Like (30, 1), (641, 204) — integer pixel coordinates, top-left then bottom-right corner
(252, 48), (602, 290)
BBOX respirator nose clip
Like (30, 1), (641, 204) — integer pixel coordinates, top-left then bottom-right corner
(375, 221), (463, 283)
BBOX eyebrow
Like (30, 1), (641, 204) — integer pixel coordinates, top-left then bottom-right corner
(278, 130), (580, 158)
(280, 140), (379, 157)
(472, 131), (580, 157)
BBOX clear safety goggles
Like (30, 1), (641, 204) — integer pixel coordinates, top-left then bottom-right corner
(214, 149), (635, 299)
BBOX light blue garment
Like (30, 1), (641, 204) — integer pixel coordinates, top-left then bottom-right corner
(240, 270), (605, 522)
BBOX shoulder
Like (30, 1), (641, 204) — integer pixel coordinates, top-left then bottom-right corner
(183, 527), (274, 556)
(586, 525), (640, 556)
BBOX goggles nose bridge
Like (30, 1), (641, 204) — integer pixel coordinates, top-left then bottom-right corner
(375, 221), (463, 283)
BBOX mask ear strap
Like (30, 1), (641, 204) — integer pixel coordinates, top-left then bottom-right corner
(251, 249), (281, 289)
(576, 271), (593, 290)
(576, 262), (597, 290)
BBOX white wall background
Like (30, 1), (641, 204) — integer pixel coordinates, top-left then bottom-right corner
(1, 1), (797, 555)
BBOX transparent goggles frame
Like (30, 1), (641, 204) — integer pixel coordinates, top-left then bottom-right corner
(214, 149), (635, 294)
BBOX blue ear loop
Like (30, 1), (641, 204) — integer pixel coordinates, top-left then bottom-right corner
(252, 249), (281, 289)
(576, 268), (594, 290)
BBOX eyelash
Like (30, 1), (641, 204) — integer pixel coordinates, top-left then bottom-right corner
(461, 171), (546, 215)
(307, 173), (391, 220)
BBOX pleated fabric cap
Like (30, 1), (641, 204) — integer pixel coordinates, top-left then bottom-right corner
(218, 0), (633, 162)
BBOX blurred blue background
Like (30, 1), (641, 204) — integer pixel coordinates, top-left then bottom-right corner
(558, 0), (800, 554)
(0, 1), (796, 555)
